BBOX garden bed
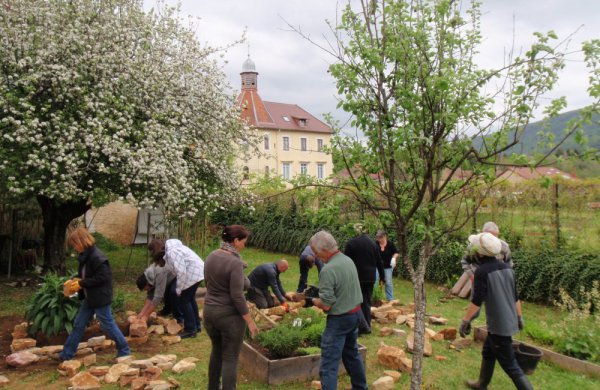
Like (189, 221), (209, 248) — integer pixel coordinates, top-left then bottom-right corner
(474, 326), (600, 379)
(239, 340), (367, 385)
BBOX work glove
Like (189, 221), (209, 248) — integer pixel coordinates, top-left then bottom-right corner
(517, 315), (524, 330)
(459, 319), (472, 338)
(281, 301), (289, 312)
(68, 280), (81, 295)
(390, 257), (397, 269)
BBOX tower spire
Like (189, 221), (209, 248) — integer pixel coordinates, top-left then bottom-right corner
(241, 47), (258, 90)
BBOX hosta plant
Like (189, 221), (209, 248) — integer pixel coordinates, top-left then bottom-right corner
(26, 273), (80, 336)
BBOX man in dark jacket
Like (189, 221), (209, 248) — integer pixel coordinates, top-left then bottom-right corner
(459, 232), (532, 390)
(59, 227), (130, 361)
(247, 260), (292, 309)
(344, 224), (385, 334)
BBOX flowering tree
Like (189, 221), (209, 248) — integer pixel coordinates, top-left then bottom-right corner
(0, 0), (251, 271)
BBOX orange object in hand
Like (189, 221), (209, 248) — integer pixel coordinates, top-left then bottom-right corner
(68, 280), (81, 295)
(281, 301), (289, 312)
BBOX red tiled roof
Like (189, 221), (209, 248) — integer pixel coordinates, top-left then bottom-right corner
(237, 91), (332, 134)
(499, 166), (574, 180)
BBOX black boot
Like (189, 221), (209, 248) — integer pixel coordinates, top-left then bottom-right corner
(467, 359), (495, 389)
(512, 375), (533, 390)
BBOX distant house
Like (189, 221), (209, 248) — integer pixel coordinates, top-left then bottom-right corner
(496, 166), (575, 184)
(236, 56), (333, 181)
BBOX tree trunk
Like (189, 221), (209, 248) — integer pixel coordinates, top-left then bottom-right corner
(37, 195), (90, 274)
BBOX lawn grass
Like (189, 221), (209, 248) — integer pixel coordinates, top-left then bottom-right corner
(0, 242), (598, 389)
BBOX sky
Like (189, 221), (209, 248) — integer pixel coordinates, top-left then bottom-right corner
(144, 1), (600, 135)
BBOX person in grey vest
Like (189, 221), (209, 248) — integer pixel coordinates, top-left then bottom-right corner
(459, 232), (532, 390)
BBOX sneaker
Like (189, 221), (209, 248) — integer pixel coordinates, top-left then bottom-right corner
(180, 330), (197, 339)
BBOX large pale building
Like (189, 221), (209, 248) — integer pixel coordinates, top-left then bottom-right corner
(237, 57), (333, 181)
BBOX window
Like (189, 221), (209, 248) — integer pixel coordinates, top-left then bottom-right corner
(282, 163), (290, 179)
(283, 136), (290, 151)
(282, 116), (290, 122)
(263, 135), (269, 150)
(300, 163), (308, 175)
(317, 163), (324, 179)
(299, 118), (307, 127)
(300, 138), (307, 151)
(317, 139), (323, 152)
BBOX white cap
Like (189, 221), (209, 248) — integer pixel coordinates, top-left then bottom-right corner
(468, 232), (502, 257)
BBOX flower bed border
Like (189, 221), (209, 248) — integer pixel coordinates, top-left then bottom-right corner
(239, 341), (367, 385)
(474, 326), (600, 379)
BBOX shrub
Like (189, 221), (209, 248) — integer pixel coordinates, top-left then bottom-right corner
(26, 273), (80, 336)
(302, 322), (325, 347)
(111, 291), (125, 313)
(92, 232), (119, 252)
(256, 325), (303, 359)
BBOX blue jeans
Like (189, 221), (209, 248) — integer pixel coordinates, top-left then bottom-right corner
(375, 268), (394, 300)
(320, 312), (367, 390)
(60, 300), (130, 360)
(177, 281), (201, 333)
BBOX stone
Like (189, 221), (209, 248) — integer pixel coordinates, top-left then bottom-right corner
(377, 343), (411, 372)
(388, 299), (402, 306)
(148, 325), (165, 335)
(93, 339), (115, 352)
(179, 357), (199, 364)
(126, 335), (149, 344)
(395, 315), (408, 325)
(392, 328), (407, 337)
(10, 337), (36, 352)
(382, 370), (401, 382)
(452, 338), (472, 349)
(11, 322), (28, 339)
(429, 315), (448, 325)
(432, 333), (445, 342)
(122, 367), (140, 376)
(265, 306), (287, 316)
(434, 355), (447, 361)
(144, 366), (162, 380)
(167, 377), (180, 388)
(425, 328), (437, 338)
(130, 320), (148, 338)
(131, 359), (154, 369)
(438, 328), (457, 341)
(59, 360), (82, 377)
(86, 336), (106, 347)
(156, 316), (170, 326)
(131, 377), (149, 390)
(0, 375), (9, 387)
(38, 345), (63, 355)
(310, 380), (322, 389)
(406, 320), (415, 329)
(165, 320), (182, 335)
(77, 342), (89, 350)
(104, 363), (131, 384)
(69, 371), (101, 390)
(156, 362), (174, 371)
(379, 327), (393, 336)
(76, 347), (94, 356)
(116, 355), (134, 364)
(162, 335), (181, 345)
(77, 353), (97, 366)
(88, 366), (110, 377)
(373, 311), (388, 320)
(150, 354), (178, 364)
(126, 310), (137, 317)
(406, 332), (432, 357)
(119, 373), (139, 387)
(372, 376), (394, 390)
(172, 360), (196, 374)
(268, 315), (283, 322)
(385, 310), (403, 320)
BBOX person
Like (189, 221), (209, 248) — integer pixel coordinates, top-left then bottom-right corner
(135, 260), (180, 323)
(296, 244), (324, 293)
(344, 223), (385, 334)
(247, 260), (293, 309)
(459, 232), (532, 390)
(461, 221), (512, 319)
(374, 230), (399, 301)
(203, 225), (259, 390)
(310, 231), (367, 390)
(58, 227), (130, 361)
(150, 238), (204, 339)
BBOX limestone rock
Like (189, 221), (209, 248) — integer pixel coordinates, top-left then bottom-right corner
(372, 376), (394, 390)
(130, 320), (148, 338)
(406, 332), (432, 357)
(6, 351), (39, 367)
(382, 370), (401, 382)
(86, 336), (106, 347)
(77, 353), (97, 366)
(438, 328), (457, 341)
(69, 371), (101, 390)
(395, 315), (408, 325)
(377, 343), (411, 372)
(0, 375), (10, 387)
(126, 335), (149, 345)
(432, 333), (445, 341)
(76, 347), (94, 356)
(38, 345), (63, 355)
(88, 366), (110, 377)
(167, 377), (180, 388)
(104, 363), (131, 384)
(156, 316), (170, 326)
(148, 325), (165, 335)
(425, 328), (437, 338)
(162, 335), (181, 345)
(385, 310), (403, 320)
(116, 355), (134, 364)
(119, 373), (139, 387)
(452, 338), (472, 349)
(77, 342), (89, 350)
(388, 299), (402, 306)
(131, 359), (154, 369)
(165, 320), (182, 335)
(150, 354), (178, 364)
(265, 306), (286, 316)
(131, 377), (149, 390)
(11, 322), (28, 339)
(10, 337), (36, 352)
(429, 315), (448, 325)
(392, 328), (407, 338)
(172, 360), (196, 374)
(434, 355), (447, 361)
(93, 339), (115, 352)
(379, 327), (393, 336)
(122, 367), (140, 376)
(179, 357), (199, 364)
(58, 360), (82, 377)
(268, 315), (283, 322)
(156, 362), (174, 371)
(144, 366), (162, 380)
(310, 380), (322, 389)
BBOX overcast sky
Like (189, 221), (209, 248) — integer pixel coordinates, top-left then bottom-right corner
(145, 1), (599, 134)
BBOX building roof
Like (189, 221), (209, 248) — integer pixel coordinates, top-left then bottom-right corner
(498, 166), (574, 180)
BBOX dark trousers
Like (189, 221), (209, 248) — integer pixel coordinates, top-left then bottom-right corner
(204, 305), (247, 390)
(247, 286), (274, 309)
(482, 333), (525, 383)
(297, 257), (324, 293)
(359, 281), (374, 330)
(177, 281), (201, 333)
(161, 278), (183, 322)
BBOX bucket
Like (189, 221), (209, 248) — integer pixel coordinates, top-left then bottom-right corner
(513, 342), (543, 375)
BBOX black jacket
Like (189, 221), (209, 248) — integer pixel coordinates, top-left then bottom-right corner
(77, 245), (113, 308)
(344, 234), (385, 283)
(248, 263), (286, 303)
